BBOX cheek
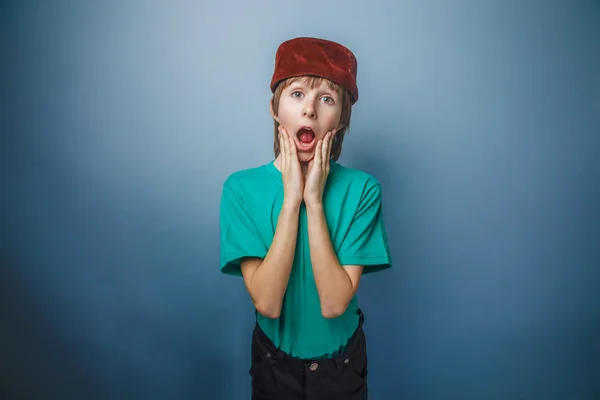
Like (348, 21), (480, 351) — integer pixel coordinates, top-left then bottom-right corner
(322, 108), (342, 129)
(276, 100), (295, 124)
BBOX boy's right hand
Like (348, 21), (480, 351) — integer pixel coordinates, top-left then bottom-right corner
(279, 126), (304, 208)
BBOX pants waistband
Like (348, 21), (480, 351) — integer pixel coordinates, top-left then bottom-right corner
(253, 309), (365, 371)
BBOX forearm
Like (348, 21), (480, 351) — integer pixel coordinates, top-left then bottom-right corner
(306, 203), (355, 318)
(248, 202), (300, 318)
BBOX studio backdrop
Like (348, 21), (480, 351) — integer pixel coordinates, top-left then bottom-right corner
(2, 1), (599, 399)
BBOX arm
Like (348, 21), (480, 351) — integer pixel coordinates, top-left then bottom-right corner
(240, 128), (304, 319)
(306, 203), (363, 318)
(240, 202), (300, 319)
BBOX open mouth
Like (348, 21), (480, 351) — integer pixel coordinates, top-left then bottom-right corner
(296, 127), (316, 149)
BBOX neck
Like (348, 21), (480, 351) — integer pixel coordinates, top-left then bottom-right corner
(274, 155), (310, 175)
(300, 162), (309, 175)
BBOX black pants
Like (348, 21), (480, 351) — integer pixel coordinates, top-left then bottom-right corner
(250, 309), (368, 400)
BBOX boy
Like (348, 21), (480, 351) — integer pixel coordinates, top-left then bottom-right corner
(219, 37), (392, 399)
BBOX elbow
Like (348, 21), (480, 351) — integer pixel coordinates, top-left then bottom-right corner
(321, 302), (349, 319)
(255, 302), (281, 319)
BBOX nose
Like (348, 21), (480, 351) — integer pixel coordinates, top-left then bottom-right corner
(302, 99), (317, 119)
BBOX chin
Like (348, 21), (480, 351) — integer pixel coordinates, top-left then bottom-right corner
(296, 153), (314, 163)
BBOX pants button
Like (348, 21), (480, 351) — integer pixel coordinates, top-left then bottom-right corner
(309, 362), (318, 371)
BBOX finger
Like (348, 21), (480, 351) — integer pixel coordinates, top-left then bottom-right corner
(288, 133), (299, 163)
(314, 138), (322, 169)
(289, 135), (298, 170)
(318, 132), (327, 171)
(322, 131), (331, 169)
(278, 129), (286, 167)
(282, 127), (290, 153)
(281, 127), (289, 166)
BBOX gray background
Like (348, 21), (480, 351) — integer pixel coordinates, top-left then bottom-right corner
(2, 0), (599, 399)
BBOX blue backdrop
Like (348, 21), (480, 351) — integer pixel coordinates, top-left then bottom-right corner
(2, 1), (599, 399)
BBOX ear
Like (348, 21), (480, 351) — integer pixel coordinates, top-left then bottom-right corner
(269, 99), (280, 123)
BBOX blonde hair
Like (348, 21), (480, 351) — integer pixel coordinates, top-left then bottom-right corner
(270, 76), (353, 161)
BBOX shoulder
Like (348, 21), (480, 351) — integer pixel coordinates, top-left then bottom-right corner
(223, 163), (273, 192)
(331, 161), (382, 194)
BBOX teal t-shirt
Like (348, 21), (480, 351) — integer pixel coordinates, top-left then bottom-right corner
(219, 159), (392, 359)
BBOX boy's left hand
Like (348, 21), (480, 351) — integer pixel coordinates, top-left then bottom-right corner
(304, 131), (334, 207)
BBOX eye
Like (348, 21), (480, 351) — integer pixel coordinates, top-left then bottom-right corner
(291, 91), (304, 98)
(321, 96), (334, 104)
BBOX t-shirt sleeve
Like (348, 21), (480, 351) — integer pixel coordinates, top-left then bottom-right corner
(336, 180), (392, 274)
(219, 182), (268, 276)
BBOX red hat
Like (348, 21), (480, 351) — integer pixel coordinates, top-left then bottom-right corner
(270, 37), (359, 104)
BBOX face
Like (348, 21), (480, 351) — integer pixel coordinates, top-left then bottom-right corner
(272, 78), (344, 163)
